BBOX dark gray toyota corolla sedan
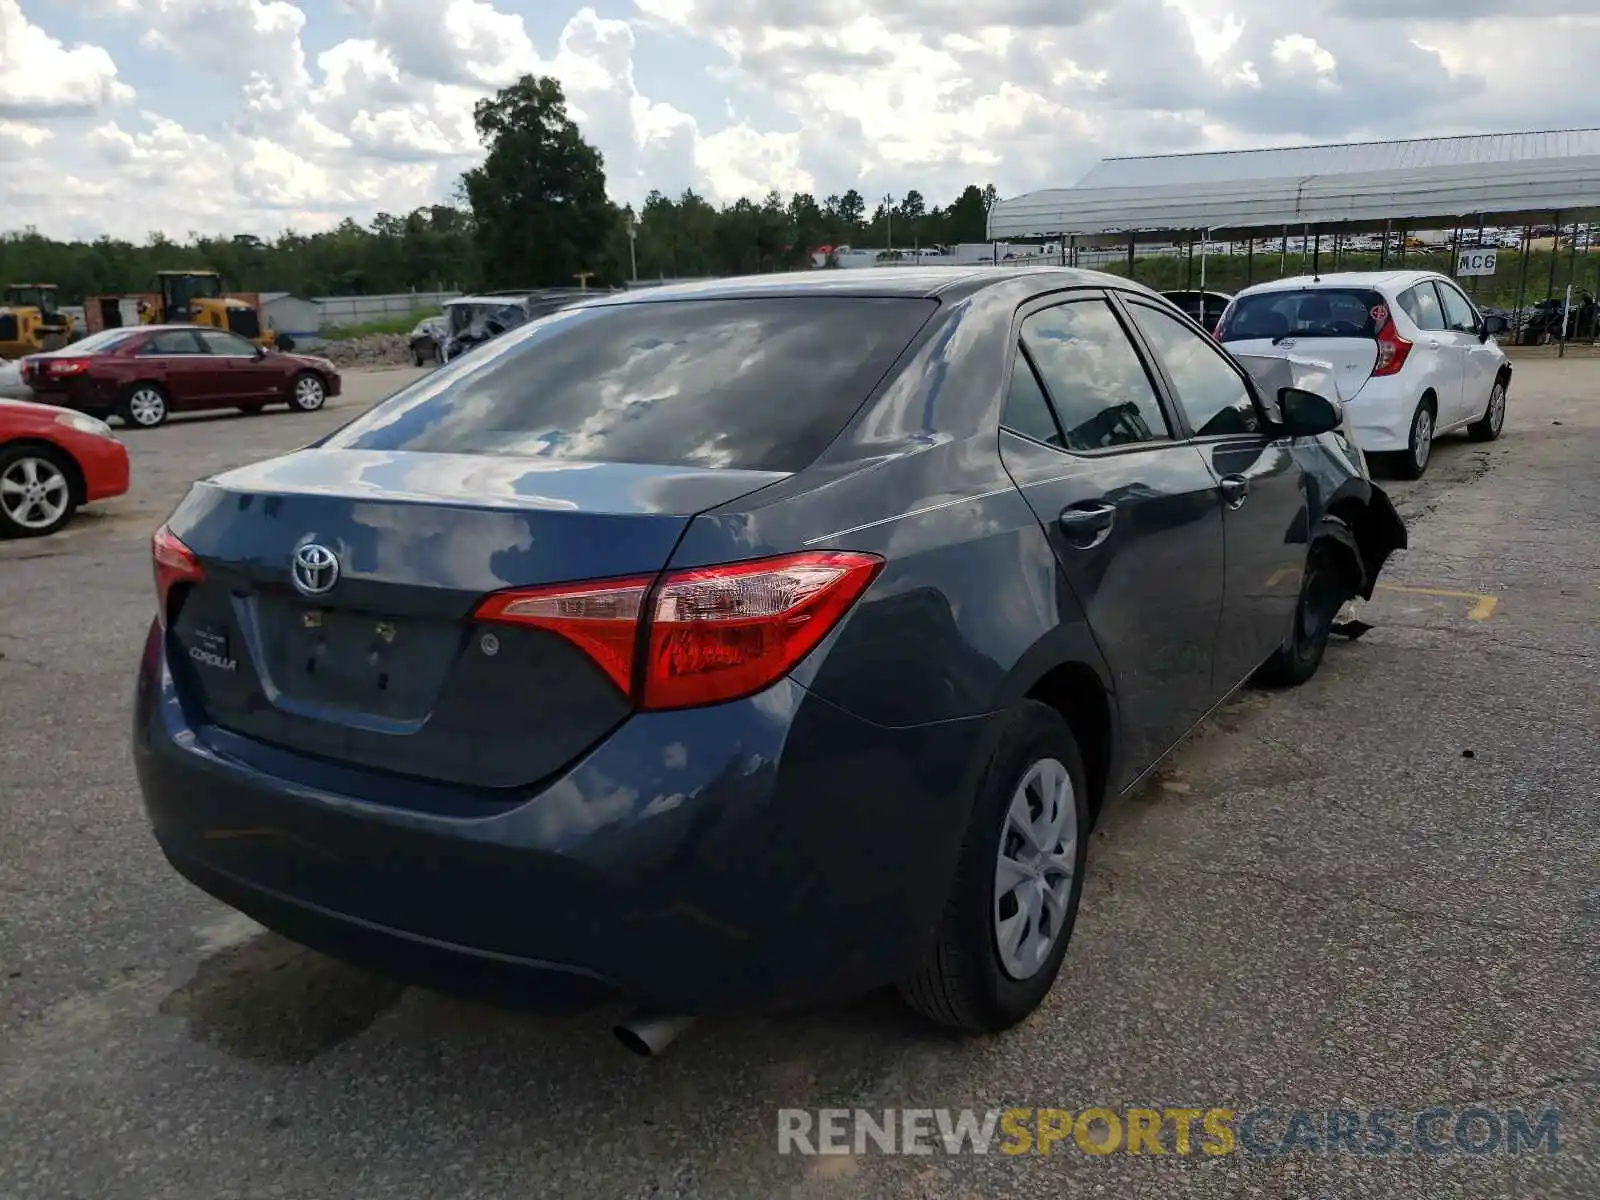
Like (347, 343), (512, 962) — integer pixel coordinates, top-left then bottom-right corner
(134, 267), (1405, 1050)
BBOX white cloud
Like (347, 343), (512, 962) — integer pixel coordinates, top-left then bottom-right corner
(0, 0), (134, 117)
(0, 0), (1597, 240)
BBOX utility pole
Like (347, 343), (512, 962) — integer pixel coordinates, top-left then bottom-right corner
(883, 194), (895, 252)
(627, 216), (639, 283)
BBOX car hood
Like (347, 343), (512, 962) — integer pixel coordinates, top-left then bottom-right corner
(278, 351), (339, 373)
(0, 395), (64, 420)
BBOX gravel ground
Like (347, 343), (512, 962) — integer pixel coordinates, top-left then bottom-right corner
(0, 361), (1595, 1199)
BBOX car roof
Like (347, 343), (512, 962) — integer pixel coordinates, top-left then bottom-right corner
(564, 266), (1154, 307)
(1236, 270), (1443, 297)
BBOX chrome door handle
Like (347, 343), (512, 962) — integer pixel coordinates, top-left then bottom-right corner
(1219, 476), (1249, 508)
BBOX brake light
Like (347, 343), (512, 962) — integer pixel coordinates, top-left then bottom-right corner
(152, 525), (204, 628)
(1371, 318), (1412, 377)
(473, 575), (653, 695)
(46, 358), (89, 377)
(473, 550), (884, 710)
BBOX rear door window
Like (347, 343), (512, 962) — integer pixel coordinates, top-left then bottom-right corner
(1398, 284), (1447, 331)
(1218, 289), (1386, 342)
(326, 297), (936, 472)
(143, 329), (205, 355)
(1002, 352), (1065, 447)
(1020, 300), (1172, 451)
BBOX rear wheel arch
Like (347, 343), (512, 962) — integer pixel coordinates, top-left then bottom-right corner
(1025, 661), (1115, 823)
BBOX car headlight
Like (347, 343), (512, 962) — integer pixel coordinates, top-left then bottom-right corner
(55, 411), (116, 439)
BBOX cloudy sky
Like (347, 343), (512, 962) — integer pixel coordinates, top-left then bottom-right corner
(1, 0), (1595, 241)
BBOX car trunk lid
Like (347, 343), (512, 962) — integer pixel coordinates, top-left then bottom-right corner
(162, 449), (787, 790)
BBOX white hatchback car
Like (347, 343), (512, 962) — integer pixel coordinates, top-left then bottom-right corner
(1216, 271), (1511, 478)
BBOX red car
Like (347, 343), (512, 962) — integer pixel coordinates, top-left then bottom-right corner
(20, 325), (342, 429)
(0, 395), (130, 537)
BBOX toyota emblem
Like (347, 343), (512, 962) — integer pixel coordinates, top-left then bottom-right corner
(291, 543), (340, 596)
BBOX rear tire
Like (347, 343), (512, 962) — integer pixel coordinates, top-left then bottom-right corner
(1384, 398), (1434, 480)
(288, 372), (327, 413)
(898, 701), (1090, 1033)
(0, 444), (79, 538)
(119, 383), (169, 429)
(1467, 378), (1507, 442)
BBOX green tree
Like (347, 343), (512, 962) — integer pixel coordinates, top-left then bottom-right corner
(459, 74), (617, 288)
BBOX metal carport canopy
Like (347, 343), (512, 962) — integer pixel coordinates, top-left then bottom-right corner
(987, 155), (1600, 240)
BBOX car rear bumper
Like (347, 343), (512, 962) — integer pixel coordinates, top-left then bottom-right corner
(132, 621), (988, 1013)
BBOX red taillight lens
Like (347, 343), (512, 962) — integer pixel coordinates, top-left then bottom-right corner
(473, 550), (883, 711)
(1371, 318), (1412, 377)
(472, 575), (653, 695)
(46, 358), (89, 377)
(152, 525), (203, 627)
(641, 551), (883, 710)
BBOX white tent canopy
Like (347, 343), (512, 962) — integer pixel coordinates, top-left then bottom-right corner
(989, 133), (1600, 240)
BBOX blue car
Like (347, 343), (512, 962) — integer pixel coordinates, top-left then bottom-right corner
(134, 268), (1404, 1053)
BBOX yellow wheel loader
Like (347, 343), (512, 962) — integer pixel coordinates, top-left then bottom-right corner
(0, 284), (75, 359)
(152, 271), (287, 349)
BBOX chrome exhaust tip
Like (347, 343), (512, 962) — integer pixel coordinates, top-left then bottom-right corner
(614, 1012), (696, 1058)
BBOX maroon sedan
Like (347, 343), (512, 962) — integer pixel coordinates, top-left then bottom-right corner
(21, 325), (341, 429)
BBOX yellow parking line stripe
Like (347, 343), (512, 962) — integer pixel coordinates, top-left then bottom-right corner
(1375, 584), (1499, 621)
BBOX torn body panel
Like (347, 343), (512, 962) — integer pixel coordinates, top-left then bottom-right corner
(1346, 483), (1407, 600)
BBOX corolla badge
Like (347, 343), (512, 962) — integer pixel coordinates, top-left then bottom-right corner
(291, 542), (340, 596)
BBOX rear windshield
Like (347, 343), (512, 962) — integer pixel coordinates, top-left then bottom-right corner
(60, 329), (137, 354)
(326, 297), (936, 472)
(1218, 288), (1387, 342)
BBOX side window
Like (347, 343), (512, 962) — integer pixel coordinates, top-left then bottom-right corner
(1020, 300), (1171, 452)
(1437, 283), (1479, 334)
(197, 330), (256, 356)
(1126, 303), (1260, 437)
(1001, 351), (1064, 447)
(1398, 284), (1446, 332)
(142, 330), (203, 354)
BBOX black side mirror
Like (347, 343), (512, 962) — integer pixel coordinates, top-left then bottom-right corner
(253, 345), (266, 360)
(1481, 314), (1508, 339)
(1277, 387), (1341, 437)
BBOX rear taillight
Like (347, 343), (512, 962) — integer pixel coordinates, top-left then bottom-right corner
(473, 550), (884, 711)
(1371, 318), (1412, 377)
(473, 575), (653, 695)
(152, 525), (204, 628)
(46, 358), (89, 377)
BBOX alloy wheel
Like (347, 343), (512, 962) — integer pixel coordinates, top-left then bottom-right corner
(293, 376), (326, 411)
(1488, 383), (1506, 434)
(128, 387), (166, 427)
(994, 756), (1079, 981)
(0, 455), (70, 531)
(1412, 408), (1433, 471)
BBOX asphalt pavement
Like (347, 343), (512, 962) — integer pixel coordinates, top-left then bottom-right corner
(1, 360), (1595, 1198)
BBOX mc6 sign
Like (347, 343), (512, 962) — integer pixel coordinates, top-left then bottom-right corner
(1456, 248), (1498, 277)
